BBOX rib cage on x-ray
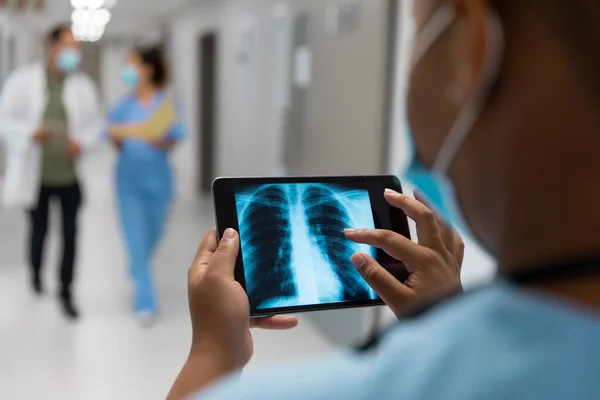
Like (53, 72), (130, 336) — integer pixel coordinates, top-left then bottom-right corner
(236, 183), (377, 310)
(302, 186), (373, 301)
(237, 186), (294, 308)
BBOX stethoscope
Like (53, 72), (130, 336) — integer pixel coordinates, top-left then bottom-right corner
(357, 253), (600, 352)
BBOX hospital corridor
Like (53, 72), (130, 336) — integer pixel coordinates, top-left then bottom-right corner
(0, 1), (504, 399)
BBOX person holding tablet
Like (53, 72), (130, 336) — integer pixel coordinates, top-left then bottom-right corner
(108, 46), (185, 326)
(168, 0), (600, 398)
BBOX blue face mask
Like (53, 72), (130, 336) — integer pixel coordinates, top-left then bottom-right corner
(56, 49), (82, 74)
(121, 65), (139, 88)
(403, 4), (504, 242)
(405, 135), (474, 238)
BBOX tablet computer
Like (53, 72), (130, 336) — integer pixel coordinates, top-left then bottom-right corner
(213, 175), (411, 316)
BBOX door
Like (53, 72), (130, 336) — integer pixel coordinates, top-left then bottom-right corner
(282, 13), (311, 174)
(198, 33), (218, 194)
(283, 0), (395, 176)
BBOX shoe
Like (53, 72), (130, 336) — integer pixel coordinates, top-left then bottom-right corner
(61, 296), (79, 320)
(32, 276), (43, 295)
(136, 310), (158, 328)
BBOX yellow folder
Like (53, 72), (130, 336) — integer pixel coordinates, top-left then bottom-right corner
(110, 99), (176, 142)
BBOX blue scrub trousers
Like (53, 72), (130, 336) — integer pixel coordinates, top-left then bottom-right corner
(116, 143), (173, 313)
(118, 186), (170, 313)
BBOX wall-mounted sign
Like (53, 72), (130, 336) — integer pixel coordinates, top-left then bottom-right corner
(0, 0), (45, 11)
(235, 14), (259, 65)
(294, 45), (313, 89)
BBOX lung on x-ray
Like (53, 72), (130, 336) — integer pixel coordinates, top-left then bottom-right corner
(235, 183), (378, 310)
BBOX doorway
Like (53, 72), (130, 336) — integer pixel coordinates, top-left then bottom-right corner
(282, 13), (311, 175)
(198, 32), (218, 194)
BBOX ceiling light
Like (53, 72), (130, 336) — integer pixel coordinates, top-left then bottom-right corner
(88, 24), (105, 36)
(71, 9), (92, 24)
(71, 0), (111, 42)
(72, 23), (87, 37)
(84, 0), (105, 10)
(92, 9), (111, 26)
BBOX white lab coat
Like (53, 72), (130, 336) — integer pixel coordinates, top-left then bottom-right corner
(0, 63), (105, 209)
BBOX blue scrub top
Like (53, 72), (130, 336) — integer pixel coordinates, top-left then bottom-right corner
(198, 283), (600, 399)
(108, 92), (185, 199)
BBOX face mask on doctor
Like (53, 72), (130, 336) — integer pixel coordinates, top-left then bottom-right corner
(403, 2), (504, 242)
(56, 48), (82, 74)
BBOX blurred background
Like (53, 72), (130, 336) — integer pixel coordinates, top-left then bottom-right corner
(0, 0), (495, 399)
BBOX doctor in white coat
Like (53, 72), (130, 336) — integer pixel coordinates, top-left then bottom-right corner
(0, 24), (105, 319)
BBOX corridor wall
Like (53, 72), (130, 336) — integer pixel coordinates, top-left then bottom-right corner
(168, 0), (395, 194)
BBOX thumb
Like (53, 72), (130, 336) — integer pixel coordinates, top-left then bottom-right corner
(208, 228), (240, 277)
(351, 253), (415, 317)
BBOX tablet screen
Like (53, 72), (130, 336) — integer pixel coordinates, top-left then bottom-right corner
(235, 183), (379, 310)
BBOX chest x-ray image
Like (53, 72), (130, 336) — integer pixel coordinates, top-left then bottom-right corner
(235, 183), (378, 310)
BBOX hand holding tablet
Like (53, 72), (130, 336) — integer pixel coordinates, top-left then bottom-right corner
(212, 175), (411, 316)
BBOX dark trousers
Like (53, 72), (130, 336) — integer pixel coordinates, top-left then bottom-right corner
(29, 183), (82, 299)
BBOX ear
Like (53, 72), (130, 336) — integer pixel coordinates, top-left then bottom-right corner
(452, 0), (495, 99)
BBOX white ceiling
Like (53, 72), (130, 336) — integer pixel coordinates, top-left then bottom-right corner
(15, 0), (199, 38)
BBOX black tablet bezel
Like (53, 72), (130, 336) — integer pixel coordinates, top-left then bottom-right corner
(212, 175), (411, 317)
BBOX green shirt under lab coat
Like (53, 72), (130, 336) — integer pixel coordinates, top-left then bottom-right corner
(41, 72), (77, 187)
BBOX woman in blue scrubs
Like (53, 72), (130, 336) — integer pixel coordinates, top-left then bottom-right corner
(108, 46), (184, 325)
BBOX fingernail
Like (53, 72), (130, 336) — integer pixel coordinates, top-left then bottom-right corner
(344, 228), (356, 234)
(223, 228), (236, 240)
(351, 254), (366, 269)
(385, 188), (398, 195)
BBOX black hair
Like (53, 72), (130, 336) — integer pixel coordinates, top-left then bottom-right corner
(426, 0), (600, 98)
(134, 45), (170, 88)
(47, 24), (72, 45)
(492, 0), (600, 98)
